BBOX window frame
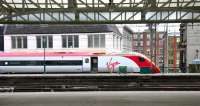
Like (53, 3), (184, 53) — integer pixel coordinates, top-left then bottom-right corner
(62, 35), (79, 48)
(36, 35), (53, 48)
(88, 34), (105, 48)
(11, 36), (27, 49)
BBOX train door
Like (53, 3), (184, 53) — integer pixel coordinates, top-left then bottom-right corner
(82, 57), (90, 72)
(91, 57), (98, 73)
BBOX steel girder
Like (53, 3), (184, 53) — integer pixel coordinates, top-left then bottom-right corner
(0, 0), (200, 24)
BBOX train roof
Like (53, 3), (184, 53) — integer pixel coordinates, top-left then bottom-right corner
(0, 51), (142, 57)
(0, 52), (94, 57)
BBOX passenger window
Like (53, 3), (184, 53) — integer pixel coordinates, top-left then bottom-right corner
(138, 57), (145, 62)
(93, 59), (97, 63)
(0, 61), (4, 66)
(85, 58), (89, 63)
(8, 61), (21, 65)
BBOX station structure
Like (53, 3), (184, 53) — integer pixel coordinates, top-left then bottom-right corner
(0, 0), (200, 24)
(1, 0), (200, 92)
(0, 0), (200, 73)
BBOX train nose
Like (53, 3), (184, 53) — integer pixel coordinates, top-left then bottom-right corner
(152, 66), (160, 73)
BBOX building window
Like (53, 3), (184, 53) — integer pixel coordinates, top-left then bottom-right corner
(147, 34), (150, 39)
(140, 35), (143, 39)
(138, 42), (141, 46)
(36, 36), (53, 48)
(147, 50), (150, 55)
(88, 34), (105, 48)
(140, 42), (143, 46)
(62, 35), (79, 48)
(147, 41), (150, 46)
(134, 42), (137, 46)
(11, 36), (27, 49)
(169, 60), (174, 64)
(134, 34), (138, 39)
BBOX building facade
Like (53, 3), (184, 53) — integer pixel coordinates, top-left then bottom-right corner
(179, 23), (200, 72)
(168, 36), (180, 72)
(132, 30), (167, 69)
(3, 24), (124, 53)
(122, 26), (133, 51)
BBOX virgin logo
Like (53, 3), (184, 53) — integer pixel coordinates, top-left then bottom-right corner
(106, 58), (120, 73)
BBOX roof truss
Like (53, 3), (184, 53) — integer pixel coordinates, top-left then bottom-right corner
(0, 0), (200, 24)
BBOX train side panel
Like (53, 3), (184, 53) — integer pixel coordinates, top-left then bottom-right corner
(0, 56), (43, 73)
(0, 52), (159, 73)
(82, 57), (91, 72)
(0, 66), (43, 73)
(46, 56), (84, 73)
(0, 56), (86, 73)
(46, 66), (83, 73)
(98, 56), (140, 73)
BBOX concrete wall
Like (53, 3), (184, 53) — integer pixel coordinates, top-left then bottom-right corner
(4, 35), (11, 52)
(187, 23), (200, 67)
(4, 32), (125, 53)
(105, 32), (114, 50)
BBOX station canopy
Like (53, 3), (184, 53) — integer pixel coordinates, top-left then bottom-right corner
(1, 0), (200, 24)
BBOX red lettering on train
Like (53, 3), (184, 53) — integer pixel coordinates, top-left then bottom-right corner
(106, 58), (120, 73)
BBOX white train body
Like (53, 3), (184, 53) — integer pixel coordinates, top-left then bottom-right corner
(0, 52), (160, 74)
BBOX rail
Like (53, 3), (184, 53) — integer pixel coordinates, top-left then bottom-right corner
(0, 74), (200, 92)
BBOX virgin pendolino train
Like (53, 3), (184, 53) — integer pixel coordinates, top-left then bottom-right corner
(0, 51), (160, 74)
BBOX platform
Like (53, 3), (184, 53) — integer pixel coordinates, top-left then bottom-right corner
(0, 73), (200, 92)
(1, 73), (200, 77)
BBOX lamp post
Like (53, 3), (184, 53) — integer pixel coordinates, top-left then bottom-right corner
(162, 35), (165, 73)
(43, 36), (46, 74)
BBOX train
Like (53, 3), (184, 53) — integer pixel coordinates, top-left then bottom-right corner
(0, 51), (160, 74)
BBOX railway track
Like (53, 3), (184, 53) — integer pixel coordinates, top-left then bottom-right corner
(0, 74), (200, 92)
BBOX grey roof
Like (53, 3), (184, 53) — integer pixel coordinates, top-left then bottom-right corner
(0, 26), (4, 51)
(0, 26), (4, 35)
(123, 26), (134, 34)
(5, 24), (121, 35)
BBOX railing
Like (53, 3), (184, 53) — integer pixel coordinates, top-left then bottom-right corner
(160, 67), (181, 73)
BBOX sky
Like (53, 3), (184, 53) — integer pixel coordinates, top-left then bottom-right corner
(117, 23), (180, 36)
